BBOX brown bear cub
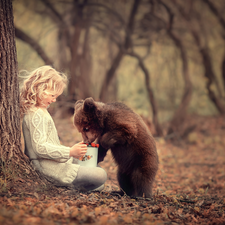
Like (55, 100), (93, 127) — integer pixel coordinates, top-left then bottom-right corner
(74, 97), (158, 198)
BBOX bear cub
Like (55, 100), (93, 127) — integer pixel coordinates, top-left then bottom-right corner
(74, 97), (158, 198)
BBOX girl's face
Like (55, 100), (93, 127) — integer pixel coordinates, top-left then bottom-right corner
(38, 92), (62, 108)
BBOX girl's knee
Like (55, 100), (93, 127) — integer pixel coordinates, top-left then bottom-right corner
(96, 167), (107, 183)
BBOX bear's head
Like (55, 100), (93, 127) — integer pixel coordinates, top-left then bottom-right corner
(73, 97), (104, 144)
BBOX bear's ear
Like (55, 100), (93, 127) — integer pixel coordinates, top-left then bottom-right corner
(83, 97), (96, 113)
(74, 100), (84, 111)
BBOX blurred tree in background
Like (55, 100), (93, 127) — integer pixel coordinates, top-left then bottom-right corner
(13, 0), (225, 137)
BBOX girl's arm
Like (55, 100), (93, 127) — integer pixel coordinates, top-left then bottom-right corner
(25, 109), (77, 161)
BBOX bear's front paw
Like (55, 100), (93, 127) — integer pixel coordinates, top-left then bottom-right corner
(101, 138), (117, 149)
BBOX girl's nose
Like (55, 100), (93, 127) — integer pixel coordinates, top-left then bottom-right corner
(52, 99), (56, 103)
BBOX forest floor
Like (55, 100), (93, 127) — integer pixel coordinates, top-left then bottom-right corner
(0, 114), (225, 225)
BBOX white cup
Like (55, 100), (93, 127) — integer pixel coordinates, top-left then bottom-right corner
(77, 145), (98, 167)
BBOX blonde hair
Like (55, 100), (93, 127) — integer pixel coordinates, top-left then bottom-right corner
(19, 65), (68, 115)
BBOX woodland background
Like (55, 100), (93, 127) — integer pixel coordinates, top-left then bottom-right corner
(0, 0), (225, 224)
(13, 0), (225, 137)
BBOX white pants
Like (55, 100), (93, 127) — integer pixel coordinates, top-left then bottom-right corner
(73, 166), (107, 191)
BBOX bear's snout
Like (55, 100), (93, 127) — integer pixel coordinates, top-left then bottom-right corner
(81, 131), (98, 144)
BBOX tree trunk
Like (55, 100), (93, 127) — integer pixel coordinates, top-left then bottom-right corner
(68, 24), (82, 102)
(173, 0), (225, 115)
(78, 27), (93, 100)
(99, 0), (141, 102)
(202, 0), (225, 93)
(201, 48), (225, 114)
(68, 26), (93, 102)
(0, 0), (21, 163)
(0, 0), (32, 175)
(99, 50), (124, 102)
(202, 0), (225, 29)
(191, 30), (225, 115)
(167, 32), (193, 136)
(159, 1), (193, 137)
(140, 61), (163, 137)
(0, 0), (42, 182)
(128, 52), (163, 137)
(222, 53), (225, 91)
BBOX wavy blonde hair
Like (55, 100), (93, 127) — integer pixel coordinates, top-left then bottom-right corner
(19, 65), (68, 115)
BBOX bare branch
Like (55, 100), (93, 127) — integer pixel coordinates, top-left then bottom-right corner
(128, 51), (163, 137)
(99, 0), (142, 101)
(40, 0), (65, 25)
(15, 27), (53, 66)
(202, 0), (225, 30)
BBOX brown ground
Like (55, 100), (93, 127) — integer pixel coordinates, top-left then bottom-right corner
(0, 115), (224, 224)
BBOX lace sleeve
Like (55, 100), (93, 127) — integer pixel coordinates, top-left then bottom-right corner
(26, 109), (70, 160)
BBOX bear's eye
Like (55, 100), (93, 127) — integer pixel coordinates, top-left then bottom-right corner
(83, 127), (89, 132)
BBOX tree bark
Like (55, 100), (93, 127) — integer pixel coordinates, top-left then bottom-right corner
(0, 0), (46, 185)
(0, 0), (27, 168)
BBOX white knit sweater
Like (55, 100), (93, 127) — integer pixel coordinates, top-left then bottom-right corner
(22, 107), (80, 186)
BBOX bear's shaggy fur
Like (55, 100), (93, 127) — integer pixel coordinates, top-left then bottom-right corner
(74, 97), (158, 197)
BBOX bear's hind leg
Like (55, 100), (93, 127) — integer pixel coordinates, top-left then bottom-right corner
(117, 168), (153, 198)
(117, 170), (134, 197)
(131, 167), (153, 198)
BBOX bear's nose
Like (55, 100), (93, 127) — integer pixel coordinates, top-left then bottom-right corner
(82, 133), (89, 143)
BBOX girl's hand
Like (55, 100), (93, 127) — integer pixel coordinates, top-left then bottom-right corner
(70, 141), (87, 158)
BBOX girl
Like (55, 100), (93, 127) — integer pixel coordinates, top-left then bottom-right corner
(20, 65), (107, 191)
